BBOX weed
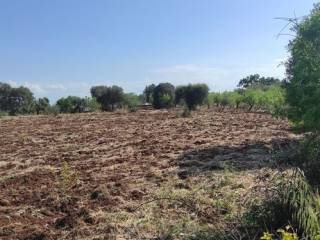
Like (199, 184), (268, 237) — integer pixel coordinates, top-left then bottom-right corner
(0, 111), (8, 118)
(181, 107), (191, 118)
(59, 161), (77, 195)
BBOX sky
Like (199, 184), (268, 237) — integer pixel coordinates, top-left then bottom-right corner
(0, 0), (317, 102)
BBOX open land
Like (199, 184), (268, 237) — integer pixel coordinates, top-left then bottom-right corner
(0, 109), (299, 240)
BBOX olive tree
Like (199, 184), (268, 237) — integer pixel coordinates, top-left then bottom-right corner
(91, 85), (124, 111)
(35, 97), (50, 114)
(175, 84), (209, 110)
(0, 83), (35, 115)
(143, 84), (155, 103)
(152, 83), (175, 109)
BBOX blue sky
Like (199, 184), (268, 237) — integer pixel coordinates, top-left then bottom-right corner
(0, 0), (316, 102)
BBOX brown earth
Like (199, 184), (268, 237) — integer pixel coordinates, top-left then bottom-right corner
(0, 109), (299, 240)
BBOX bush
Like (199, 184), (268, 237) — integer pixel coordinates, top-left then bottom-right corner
(207, 86), (286, 114)
(264, 86), (287, 117)
(46, 105), (60, 116)
(288, 135), (320, 186)
(278, 169), (320, 238)
(228, 91), (244, 108)
(245, 169), (320, 239)
(243, 89), (258, 111)
(208, 92), (233, 109)
(56, 96), (86, 113)
(84, 97), (101, 112)
(123, 93), (141, 111)
(0, 111), (8, 117)
(207, 92), (221, 107)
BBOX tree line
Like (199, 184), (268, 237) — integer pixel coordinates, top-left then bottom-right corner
(0, 74), (285, 116)
(208, 74), (286, 116)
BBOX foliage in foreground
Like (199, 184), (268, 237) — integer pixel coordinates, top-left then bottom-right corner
(253, 168), (320, 240)
(285, 4), (320, 131)
(279, 169), (320, 238)
(261, 226), (302, 240)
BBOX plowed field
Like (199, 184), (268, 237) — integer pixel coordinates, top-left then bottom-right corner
(0, 109), (298, 239)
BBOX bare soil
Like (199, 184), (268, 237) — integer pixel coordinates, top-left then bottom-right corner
(0, 109), (299, 240)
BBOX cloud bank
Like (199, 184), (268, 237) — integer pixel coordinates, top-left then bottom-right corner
(1, 57), (287, 102)
(146, 59), (286, 92)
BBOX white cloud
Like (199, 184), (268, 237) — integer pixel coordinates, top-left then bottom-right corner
(147, 64), (233, 91)
(0, 80), (71, 101)
(1, 80), (45, 93)
(23, 82), (46, 94)
(6, 80), (19, 87)
(45, 83), (67, 91)
(147, 61), (286, 92)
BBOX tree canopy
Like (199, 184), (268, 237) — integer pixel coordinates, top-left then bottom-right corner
(152, 83), (175, 109)
(90, 85), (124, 111)
(238, 74), (281, 89)
(0, 82), (35, 115)
(35, 97), (50, 114)
(175, 84), (209, 110)
(143, 84), (155, 104)
(285, 4), (320, 130)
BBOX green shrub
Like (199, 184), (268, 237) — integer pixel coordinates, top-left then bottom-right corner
(56, 96), (85, 113)
(275, 169), (320, 239)
(0, 111), (8, 117)
(243, 89), (258, 111)
(207, 86), (285, 114)
(284, 171), (320, 238)
(85, 97), (101, 112)
(46, 105), (60, 116)
(208, 92), (233, 109)
(289, 135), (320, 186)
(228, 91), (244, 108)
(262, 86), (287, 117)
(123, 93), (141, 111)
(208, 92), (221, 107)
